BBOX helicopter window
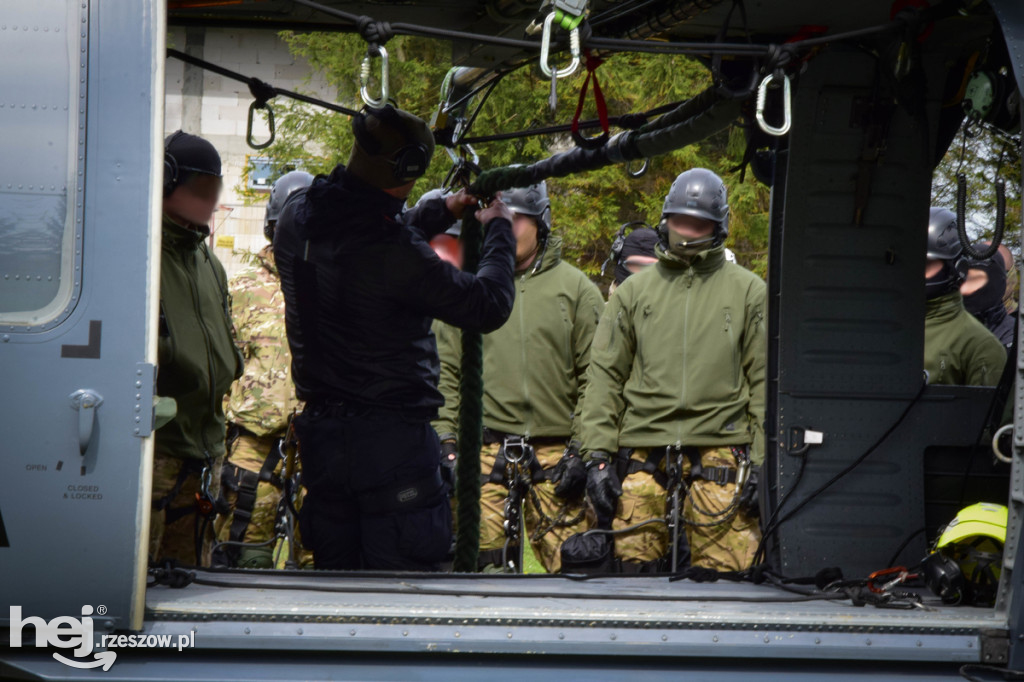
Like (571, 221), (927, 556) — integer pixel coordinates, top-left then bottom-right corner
(0, 2), (84, 328)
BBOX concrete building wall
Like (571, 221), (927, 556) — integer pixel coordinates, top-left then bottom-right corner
(165, 27), (334, 278)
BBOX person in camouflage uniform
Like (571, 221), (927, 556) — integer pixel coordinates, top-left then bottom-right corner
(434, 181), (604, 573)
(216, 171), (313, 568)
(580, 169), (765, 573)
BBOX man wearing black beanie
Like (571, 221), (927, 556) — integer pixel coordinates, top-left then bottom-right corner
(151, 131), (242, 566)
(610, 226), (660, 295)
(274, 106), (517, 571)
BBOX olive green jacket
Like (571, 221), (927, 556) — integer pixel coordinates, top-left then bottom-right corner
(431, 317), (462, 442)
(433, 236), (604, 441)
(156, 216), (243, 461)
(924, 291), (1006, 387)
(580, 243), (767, 464)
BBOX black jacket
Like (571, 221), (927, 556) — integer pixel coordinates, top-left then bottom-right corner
(274, 166), (515, 417)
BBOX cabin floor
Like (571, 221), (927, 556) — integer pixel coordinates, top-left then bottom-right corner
(141, 569), (1001, 660)
(1, 571), (1006, 682)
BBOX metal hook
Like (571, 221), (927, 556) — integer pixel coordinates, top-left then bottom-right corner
(626, 158), (649, 178)
(755, 72), (792, 137)
(539, 12), (581, 80)
(359, 45), (390, 109)
(246, 101), (275, 150)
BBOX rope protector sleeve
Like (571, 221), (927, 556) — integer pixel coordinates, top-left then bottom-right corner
(468, 86), (741, 197)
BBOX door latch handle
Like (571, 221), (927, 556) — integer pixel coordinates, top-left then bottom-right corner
(69, 389), (103, 455)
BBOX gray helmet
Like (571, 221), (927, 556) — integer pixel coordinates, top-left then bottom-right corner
(503, 180), (551, 238)
(660, 168), (729, 246)
(264, 170), (314, 241)
(927, 207), (963, 260)
(926, 207), (967, 298)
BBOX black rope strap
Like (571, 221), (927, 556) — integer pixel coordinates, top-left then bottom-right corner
(167, 48), (361, 118)
(147, 562), (196, 589)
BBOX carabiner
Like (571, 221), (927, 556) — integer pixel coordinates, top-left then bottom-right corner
(755, 72), (792, 137)
(246, 101), (275, 150)
(625, 158), (649, 178)
(539, 12), (581, 80)
(867, 566), (910, 594)
(359, 45), (390, 110)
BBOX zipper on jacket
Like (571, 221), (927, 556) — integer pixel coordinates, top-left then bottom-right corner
(559, 299), (573, 368)
(637, 304), (652, 386)
(518, 271), (531, 437)
(725, 307), (738, 388)
(677, 272), (692, 444)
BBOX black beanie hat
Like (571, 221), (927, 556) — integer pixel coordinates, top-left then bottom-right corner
(614, 227), (660, 285)
(348, 106), (435, 190)
(164, 131), (222, 178)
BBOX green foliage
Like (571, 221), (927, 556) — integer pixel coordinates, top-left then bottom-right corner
(246, 32), (771, 279)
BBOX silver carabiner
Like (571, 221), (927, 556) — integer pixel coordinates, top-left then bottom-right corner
(625, 158), (649, 178)
(359, 45), (390, 109)
(539, 12), (581, 80)
(755, 72), (792, 137)
(445, 142), (479, 167)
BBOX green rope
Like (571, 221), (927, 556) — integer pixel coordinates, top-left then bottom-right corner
(453, 211), (484, 572)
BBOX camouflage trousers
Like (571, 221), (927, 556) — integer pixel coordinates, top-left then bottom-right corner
(480, 441), (588, 573)
(149, 451), (223, 566)
(613, 446), (761, 572)
(214, 431), (312, 568)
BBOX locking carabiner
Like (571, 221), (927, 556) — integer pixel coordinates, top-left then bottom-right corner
(539, 12), (581, 80)
(359, 45), (390, 109)
(755, 72), (792, 137)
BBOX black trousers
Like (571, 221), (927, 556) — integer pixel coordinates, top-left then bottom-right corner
(295, 403), (452, 571)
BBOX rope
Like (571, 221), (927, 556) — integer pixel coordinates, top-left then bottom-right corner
(354, 15), (394, 47)
(570, 51), (610, 149)
(147, 562), (195, 589)
(167, 49), (361, 118)
(453, 212), (484, 572)
(467, 85), (741, 198)
(526, 485), (587, 542)
(457, 104), (661, 146)
(290, 0), (917, 60)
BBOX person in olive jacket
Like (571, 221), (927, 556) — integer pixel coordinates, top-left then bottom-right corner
(580, 168), (766, 573)
(151, 131), (242, 566)
(434, 180), (604, 572)
(924, 207), (1005, 386)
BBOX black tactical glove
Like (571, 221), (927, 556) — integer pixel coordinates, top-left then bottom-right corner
(586, 451), (622, 529)
(440, 440), (458, 489)
(738, 464), (760, 518)
(552, 441), (586, 499)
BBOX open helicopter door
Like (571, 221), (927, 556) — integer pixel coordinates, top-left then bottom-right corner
(0, 0), (163, 633)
